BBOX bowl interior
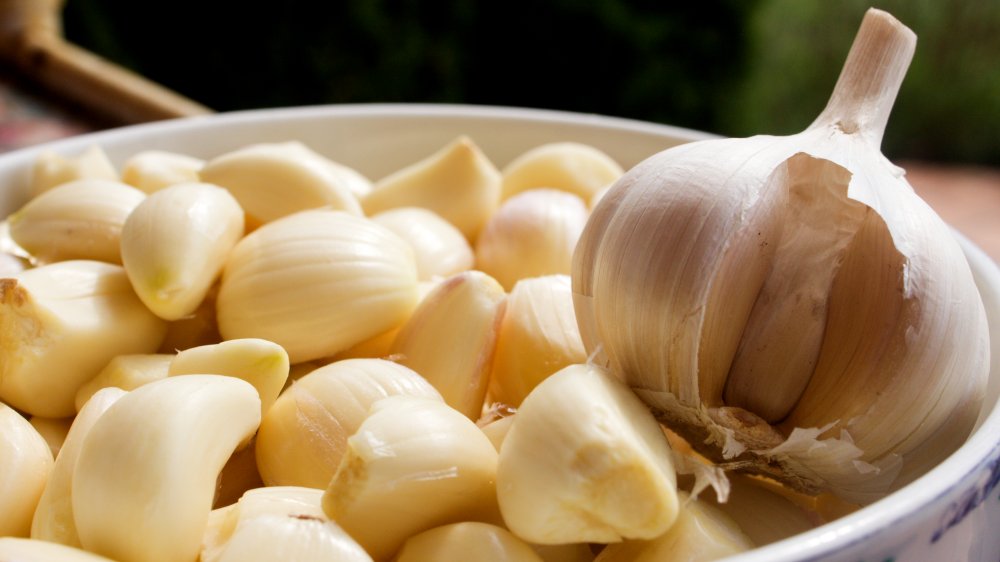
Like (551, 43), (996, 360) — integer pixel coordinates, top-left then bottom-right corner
(0, 103), (996, 560)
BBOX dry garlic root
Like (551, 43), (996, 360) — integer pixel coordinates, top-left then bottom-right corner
(573, 8), (989, 502)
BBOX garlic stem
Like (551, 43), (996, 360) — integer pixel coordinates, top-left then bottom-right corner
(808, 8), (916, 145)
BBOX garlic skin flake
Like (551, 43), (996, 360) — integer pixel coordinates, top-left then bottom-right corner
(572, 9), (989, 502)
(216, 209), (420, 363)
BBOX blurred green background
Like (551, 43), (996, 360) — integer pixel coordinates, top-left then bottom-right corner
(63, 0), (999, 165)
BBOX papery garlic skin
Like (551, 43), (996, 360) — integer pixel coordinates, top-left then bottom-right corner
(121, 150), (204, 193)
(121, 182), (244, 320)
(572, 9), (989, 501)
(216, 209), (419, 363)
(489, 275), (587, 407)
(372, 207), (474, 281)
(496, 363), (678, 544)
(200, 141), (363, 224)
(362, 136), (501, 241)
(476, 189), (588, 291)
(30, 146), (118, 197)
(0, 401), (54, 537)
(255, 358), (441, 489)
(0, 261), (167, 417)
(322, 395), (500, 561)
(501, 142), (623, 202)
(72, 375), (260, 562)
(9, 179), (145, 264)
(32, 387), (127, 547)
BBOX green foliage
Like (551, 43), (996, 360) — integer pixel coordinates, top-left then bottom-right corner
(723, 0), (1000, 164)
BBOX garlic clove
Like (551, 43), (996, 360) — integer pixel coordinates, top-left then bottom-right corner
(74, 354), (172, 412)
(395, 522), (543, 562)
(500, 142), (623, 202)
(30, 146), (118, 197)
(157, 281), (223, 353)
(333, 278), (440, 360)
(372, 207), (474, 281)
(199, 141), (363, 224)
(120, 150), (204, 193)
(0, 538), (117, 561)
(0, 260), (167, 417)
(168, 338), (289, 421)
(216, 209), (420, 363)
(362, 136), (501, 241)
(0, 401), (54, 538)
(72, 375), (260, 562)
(213, 440), (264, 509)
(8, 179), (145, 264)
(532, 543), (597, 562)
(489, 274), (587, 407)
(592, 493), (754, 562)
(389, 270), (506, 419)
(702, 475), (823, 547)
(322, 395), (500, 561)
(572, 9), (989, 502)
(121, 182), (244, 321)
(475, 188), (589, 291)
(202, 486), (371, 562)
(31, 387), (127, 547)
(496, 363), (678, 545)
(255, 358), (441, 488)
(479, 413), (516, 452)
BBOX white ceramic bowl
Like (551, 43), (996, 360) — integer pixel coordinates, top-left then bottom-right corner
(0, 104), (996, 561)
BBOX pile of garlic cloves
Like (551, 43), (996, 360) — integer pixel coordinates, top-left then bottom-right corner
(573, 8), (990, 503)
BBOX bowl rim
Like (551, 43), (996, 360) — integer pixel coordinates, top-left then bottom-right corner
(0, 102), (996, 560)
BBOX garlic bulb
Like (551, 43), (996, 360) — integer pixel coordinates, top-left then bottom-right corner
(572, 9), (989, 502)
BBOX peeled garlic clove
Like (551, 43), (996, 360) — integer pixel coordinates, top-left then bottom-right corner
(389, 270), (506, 419)
(501, 142), (623, 202)
(200, 141), (363, 224)
(121, 150), (204, 193)
(705, 475), (823, 546)
(74, 354), (172, 412)
(73, 375), (260, 562)
(202, 486), (370, 562)
(0, 538), (116, 561)
(479, 413), (516, 452)
(476, 188), (589, 291)
(0, 402), (54, 537)
(592, 493), (754, 562)
(572, 9), (989, 502)
(362, 136), (501, 240)
(322, 395), (500, 561)
(31, 387), (126, 547)
(0, 261), (167, 417)
(121, 182), (244, 320)
(256, 358), (441, 488)
(396, 522), (543, 562)
(217, 209), (419, 363)
(496, 363), (678, 544)
(489, 275), (587, 407)
(169, 338), (289, 420)
(29, 415), (72, 458)
(372, 207), (474, 281)
(30, 146), (118, 197)
(8, 179), (145, 264)
(333, 278), (440, 360)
